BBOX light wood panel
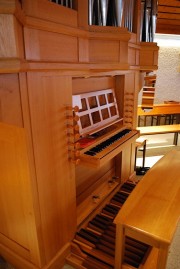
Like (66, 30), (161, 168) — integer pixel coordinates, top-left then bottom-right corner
(19, 72), (45, 266)
(120, 41), (129, 65)
(27, 72), (77, 263)
(140, 42), (159, 71)
(0, 74), (23, 126)
(78, 37), (89, 62)
(128, 47), (136, 66)
(72, 76), (115, 95)
(89, 40), (120, 63)
(0, 14), (18, 58)
(0, 122), (40, 265)
(137, 123), (180, 135)
(121, 145), (133, 180)
(0, 12), (24, 60)
(138, 103), (180, 116)
(24, 28), (78, 62)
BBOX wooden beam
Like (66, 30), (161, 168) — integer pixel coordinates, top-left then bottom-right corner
(158, 6), (180, 14)
(158, 0), (180, 7)
(158, 12), (180, 20)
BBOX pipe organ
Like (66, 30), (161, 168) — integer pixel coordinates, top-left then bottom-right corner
(0, 1), (159, 269)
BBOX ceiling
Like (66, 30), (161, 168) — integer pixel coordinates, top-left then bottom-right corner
(156, 0), (180, 35)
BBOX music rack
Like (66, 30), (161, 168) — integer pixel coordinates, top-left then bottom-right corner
(72, 89), (121, 136)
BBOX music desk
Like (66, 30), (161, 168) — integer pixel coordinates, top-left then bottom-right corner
(114, 150), (180, 269)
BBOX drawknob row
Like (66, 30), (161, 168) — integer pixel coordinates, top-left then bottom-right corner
(66, 105), (81, 165)
(124, 92), (134, 128)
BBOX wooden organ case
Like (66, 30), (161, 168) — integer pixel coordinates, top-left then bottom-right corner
(0, 1), (159, 269)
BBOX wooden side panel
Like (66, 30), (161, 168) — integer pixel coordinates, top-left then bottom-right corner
(0, 14), (18, 58)
(78, 37), (89, 62)
(121, 144), (132, 180)
(19, 73), (45, 266)
(0, 13), (24, 60)
(140, 43), (159, 69)
(24, 28), (78, 62)
(0, 123), (40, 265)
(119, 41), (128, 64)
(0, 74), (23, 127)
(128, 47), (136, 66)
(15, 16), (25, 60)
(116, 72), (138, 177)
(153, 50), (158, 66)
(27, 72), (76, 263)
(140, 50), (155, 66)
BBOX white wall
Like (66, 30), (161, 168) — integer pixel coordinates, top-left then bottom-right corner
(138, 34), (180, 104)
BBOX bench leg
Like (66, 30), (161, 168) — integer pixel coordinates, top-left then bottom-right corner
(142, 140), (146, 168)
(176, 114), (180, 124)
(156, 116), (161, 125)
(134, 147), (138, 170)
(173, 133), (178, 146)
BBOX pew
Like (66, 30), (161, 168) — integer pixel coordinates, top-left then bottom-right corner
(137, 124), (180, 145)
(138, 103), (180, 126)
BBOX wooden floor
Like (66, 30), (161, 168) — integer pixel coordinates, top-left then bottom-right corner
(136, 133), (180, 168)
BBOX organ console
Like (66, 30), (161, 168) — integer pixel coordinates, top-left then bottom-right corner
(64, 83), (153, 268)
(71, 89), (139, 167)
(0, 1), (160, 269)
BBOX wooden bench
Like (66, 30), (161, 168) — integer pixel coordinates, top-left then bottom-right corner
(137, 124), (180, 145)
(138, 103), (180, 126)
(114, 150), (180, 269)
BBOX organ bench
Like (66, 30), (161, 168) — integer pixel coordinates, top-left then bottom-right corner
(114, 150), (180, 269)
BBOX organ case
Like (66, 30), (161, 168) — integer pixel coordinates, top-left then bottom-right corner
(0, 1), (159, 269)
